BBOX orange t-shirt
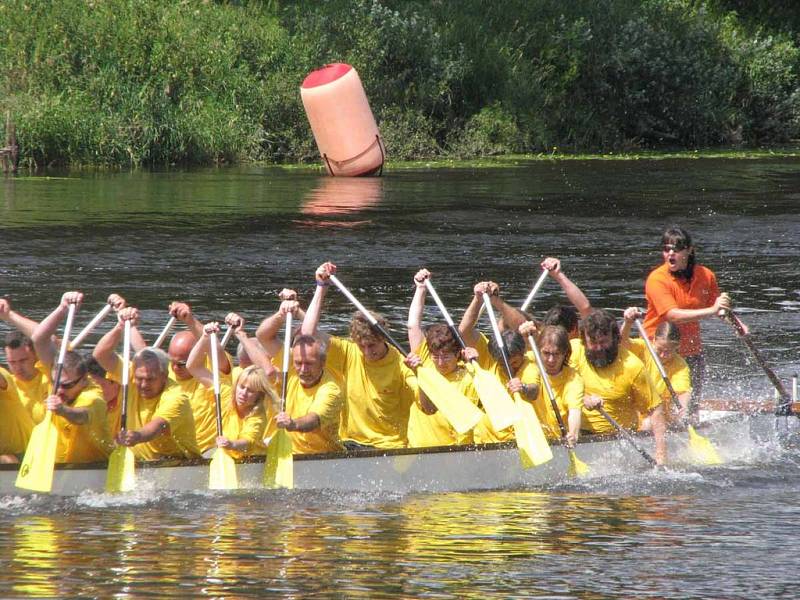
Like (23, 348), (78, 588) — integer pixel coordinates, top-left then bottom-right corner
(643, 263), (719, 356)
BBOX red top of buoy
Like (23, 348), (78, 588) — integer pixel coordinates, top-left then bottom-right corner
(301, 63), (353, 88)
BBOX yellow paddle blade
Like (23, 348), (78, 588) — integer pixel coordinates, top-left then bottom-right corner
(263, 430), (293, 489)
(417, 365), (484, 435)
(687, 425), (723, 465)
(512, 395), (553, 468)
(209, 448), (239, 490)
(567, 449), (590, 477)
(16, 412), (59, 492)
(105, 446), (136, 493)
(467, 363), (518, 432)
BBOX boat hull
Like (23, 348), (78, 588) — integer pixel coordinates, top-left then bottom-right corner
(0, 413), (793, 496)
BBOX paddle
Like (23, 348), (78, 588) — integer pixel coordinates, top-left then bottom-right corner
(526, 333), (590, 476)
(220, 324), (234, 350)
(70, 302), (113, 350)
(16, 303), (77, 492)
(328, 274), (483, 435)
(482, 293), (553, 467)
(520, 268), (549, 312)
(153, 316), (176, 349)
(209, 330), (238, 489)
(595, 406), (657, 467)
(723, 310), (792, 416)
(424, 279), (517, 431)
(105, 319), (136, 492)
(264, 314), (294, 489)
(634, 319), (722, 465)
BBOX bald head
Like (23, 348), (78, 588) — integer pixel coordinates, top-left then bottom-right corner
(168, 330), (197, 380)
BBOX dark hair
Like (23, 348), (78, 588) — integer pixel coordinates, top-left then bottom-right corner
(662, 225), (696, 280)
(489, 330), (526, 362)
(425, 324), (460, 355)
(4, 331), (33, 350)
(543, 305), (579, 333)
(654, 321), (681, 343)
(84, 356), (107, 378)
(580, 309), (620, 345)
(538, 325), (571, 362)
(61, 350), (88, 379)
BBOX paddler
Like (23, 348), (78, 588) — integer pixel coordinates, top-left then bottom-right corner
(406, 268), (481, 447)
(31, 291), (113, 462)
(258, 298), (344, 454)
(93, 308), (200, 460)
(570, 308), (667, 465)
(300, 261), (420, 450)
(458, 281), (540, 443)
(186, 321), (273, 458)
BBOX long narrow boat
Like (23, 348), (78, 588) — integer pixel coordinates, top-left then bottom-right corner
(2, 408), (796, 496)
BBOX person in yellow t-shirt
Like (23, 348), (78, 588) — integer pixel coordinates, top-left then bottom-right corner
(187, 321), (275, 459)
(164, 301), (232, 453)
(85, 357), (123, 438)
(0, 365), (34, 461)
(274, 333), (345, 454)
(456, 281), (539, 443)
(31, 291), (114, 463)
(2, 331), (50, 424)
(569, 308), (667, 465)
(406, 269), (481, 447)
(520, 322), (584, 443)
(93, 308), (200, 461)
(301, 262), (419, 450)
(620, 307), (692, 429)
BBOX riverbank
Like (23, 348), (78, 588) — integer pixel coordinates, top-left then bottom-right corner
(1, 0), (798, 169)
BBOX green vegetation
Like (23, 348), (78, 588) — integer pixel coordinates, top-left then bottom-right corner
(1, 0), (798, 168)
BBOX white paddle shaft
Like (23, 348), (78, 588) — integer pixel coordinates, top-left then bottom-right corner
(328, 275), (377, 325)
(153, 316), (176, 349)
(70, 303), (113, 349)
(220, 325), (234, 349)
(424, 280), (456, 327)
(210, 331), (221, 396)
(282, 314), (292, 374)
(122, 320), (132, 383)
(520, 269), (550, 312)
(57, 304), (77, 365)
(481, 293), (505, 350)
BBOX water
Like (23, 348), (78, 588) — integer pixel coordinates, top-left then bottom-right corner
(1, 158), (799, 597)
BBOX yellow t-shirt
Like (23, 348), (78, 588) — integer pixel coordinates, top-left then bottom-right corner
(284, 370), (344, 454)
(0, 366), (34, 455)
(472, 332), (539, 443)
(626, 338), (692, 423)
(569, 342), (661, 433)
(12, 361), (51, 425)
(105, 385), (123, 438)
(220, 386), (267, 459)
(326, 336), (417, 449)
(109, 359), (200, 460)
(171, 375), (217, 453)
(53, 385), (113, 463)
(407, 340), (480, 447)
(533, 365), (584, 440)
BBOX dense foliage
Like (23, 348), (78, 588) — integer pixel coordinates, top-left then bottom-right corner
(1, 0), (798, 167)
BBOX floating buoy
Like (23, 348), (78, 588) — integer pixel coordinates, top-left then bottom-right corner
(301, 63), (385, 177)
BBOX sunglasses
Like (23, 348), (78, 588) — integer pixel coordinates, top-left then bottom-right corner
(662, 243), (688, 253)
(56, 377), (83, 390)
(172, 360), (188, 368)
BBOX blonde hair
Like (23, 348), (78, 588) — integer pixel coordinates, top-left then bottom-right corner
(235, 365), (278, 408)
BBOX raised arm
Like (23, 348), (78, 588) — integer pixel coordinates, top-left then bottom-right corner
(620, 306), (643, 347)
(93, 307), (140, 374)
(541, 257), (592, 318)
(231, 313), (277, 381)
(458, 281), (494, 346)
(256, 289), (303, 356)
(186, 322), (218, 388)
(32, 291), (84, 369)
(407, 269), (430, 352)
(168, 301), (205, 340)
(0, 298), (40, 338)
(299, 262), (336, 337)
(107, 294), (147, 351)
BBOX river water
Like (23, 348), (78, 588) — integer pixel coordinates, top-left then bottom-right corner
(0, 159), (799, 597)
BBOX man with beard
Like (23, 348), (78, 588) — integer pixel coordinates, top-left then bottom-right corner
(569, 309), (667, 465)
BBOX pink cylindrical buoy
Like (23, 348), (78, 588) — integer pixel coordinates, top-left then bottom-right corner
(301, 63), (385, 177)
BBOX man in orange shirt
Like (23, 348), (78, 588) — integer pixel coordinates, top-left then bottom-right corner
(643, 226), (730, 409)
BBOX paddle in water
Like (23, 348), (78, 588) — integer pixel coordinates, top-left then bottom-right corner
(264, 314), (294, 489)
(16, 303), (77, 492)
(424, 279), (517, 432)
(105, 318), (136, 492)
(328, 273), (484, 436)
(209, 330), (238, 490)
(596, 406), (657, 467)
(634, 318), (722, 465)
(723, 310), (792, 416)
(526, 333), (590, 476)
(482, 293), (553, 468)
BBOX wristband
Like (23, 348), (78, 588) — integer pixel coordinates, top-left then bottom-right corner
(315, 280), (330, 287)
